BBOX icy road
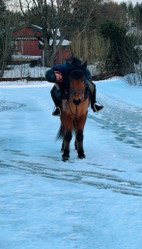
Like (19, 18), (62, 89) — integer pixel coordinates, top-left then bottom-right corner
(0, 79), (142, 249)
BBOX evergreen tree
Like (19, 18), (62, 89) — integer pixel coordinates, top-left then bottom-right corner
(0, 0), (6, 13)
(100, 20), (139, 75)
(134, 3), (142, 29)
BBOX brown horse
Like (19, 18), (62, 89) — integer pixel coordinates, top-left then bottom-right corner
(57, 61), (90, 161)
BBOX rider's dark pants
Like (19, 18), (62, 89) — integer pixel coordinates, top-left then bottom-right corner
(50, 85), (61, 108)
(51, 80), (97, 108)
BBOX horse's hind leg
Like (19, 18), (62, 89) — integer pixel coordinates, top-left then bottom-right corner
(74, 140), (77, 150)
(62, 130), (72, 161)
(61, 141), (64, 152)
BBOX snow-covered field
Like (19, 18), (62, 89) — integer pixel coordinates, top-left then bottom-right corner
(3, 64), (49, 79)
(0, 71), (142, 249)
(3, 63), (101, 79)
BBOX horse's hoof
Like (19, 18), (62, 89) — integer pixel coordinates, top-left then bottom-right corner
(62, 153), (69, 162)
(78, 154), (85, 159)
(62, 156), (69, 162)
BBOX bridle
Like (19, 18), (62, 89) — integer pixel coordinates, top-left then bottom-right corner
(64, 66), (88, 117)
(71, 90), (85, 97)
(68, 80), (86, 117)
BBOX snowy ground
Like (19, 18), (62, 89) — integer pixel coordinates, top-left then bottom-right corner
(0, 76), (142, 249)
(3, 64), (49, 79)
(3, 63), (101, 79)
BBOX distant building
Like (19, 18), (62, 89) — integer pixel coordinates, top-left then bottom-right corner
(12, 24), (71, 65)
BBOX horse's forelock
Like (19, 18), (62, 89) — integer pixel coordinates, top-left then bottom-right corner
(70, 70), (85, 80)
(71, 57), (82, 67)
(66, 57), (87, 74)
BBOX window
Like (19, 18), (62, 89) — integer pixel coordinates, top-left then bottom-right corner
(11, 40), (18, 51)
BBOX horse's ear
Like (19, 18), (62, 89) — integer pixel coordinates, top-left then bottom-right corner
(66, 61), (73, 71)
(81, 61), (87, 71)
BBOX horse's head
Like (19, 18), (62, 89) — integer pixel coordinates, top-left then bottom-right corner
(67, 58), (87, 106)
(70, 69), (86, 105)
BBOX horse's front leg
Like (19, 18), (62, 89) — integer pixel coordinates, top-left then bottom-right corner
(75, 115), (87, 159)
(76, 129), (85, 159)
(62, 130), (72, 161)
(61, 115), (73, 161)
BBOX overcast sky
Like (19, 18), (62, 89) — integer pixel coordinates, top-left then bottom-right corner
(8, 0), (142, 12)
(114, 0), (142, 5)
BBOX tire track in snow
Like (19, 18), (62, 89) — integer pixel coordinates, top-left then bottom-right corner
(88, 95), (142, 149)
(0, 100), (26, 112)
(1, 155), (142, 197)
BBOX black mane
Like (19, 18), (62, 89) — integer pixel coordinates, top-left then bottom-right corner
(66, 57), (87, 75)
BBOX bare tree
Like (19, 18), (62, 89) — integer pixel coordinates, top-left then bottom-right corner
(18, 0), (104, 66)
(0, 0), (12, 77)
(18, 0), (73, 66)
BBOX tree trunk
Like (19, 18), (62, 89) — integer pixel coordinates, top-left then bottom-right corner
(43, 36), (50, 67)
(0, 60), (6, 77)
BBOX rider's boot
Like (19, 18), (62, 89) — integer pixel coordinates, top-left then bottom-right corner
(52, 106), (61, 116)
(51, 86), (61, 116)
(92, 101), (104, 112)
(90, 83), (104, 113)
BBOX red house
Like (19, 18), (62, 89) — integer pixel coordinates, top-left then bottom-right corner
(12, 24), (71, 65)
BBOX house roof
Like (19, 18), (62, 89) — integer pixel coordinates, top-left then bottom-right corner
(12, 23), (71, 46)
(13, 23), (43, 34)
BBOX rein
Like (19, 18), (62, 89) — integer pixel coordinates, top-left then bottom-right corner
(68, 86), (86, 117)
(68, 102), (79, 117)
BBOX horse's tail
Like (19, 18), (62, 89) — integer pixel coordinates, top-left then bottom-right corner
(56, 124), (63, 140)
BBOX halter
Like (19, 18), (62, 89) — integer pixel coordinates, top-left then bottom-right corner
(68, 81), (86, 117)
(71, 90), (85, 96)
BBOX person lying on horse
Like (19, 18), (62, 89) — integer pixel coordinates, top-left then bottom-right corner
(45, 57), (104, 116)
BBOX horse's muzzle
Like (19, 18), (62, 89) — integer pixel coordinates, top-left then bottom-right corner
(73, 99), (81, 106)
